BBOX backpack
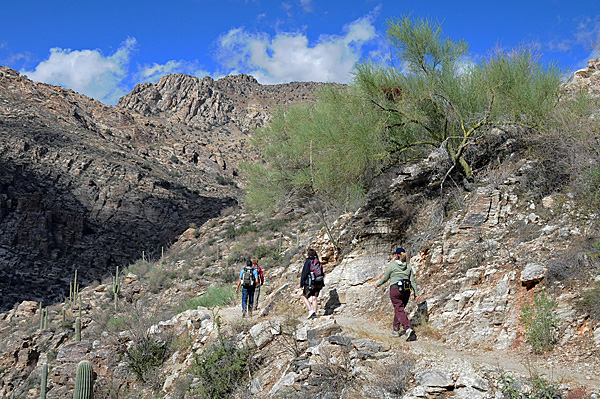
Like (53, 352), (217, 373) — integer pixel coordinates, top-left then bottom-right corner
(242, 267), (255, 288)
(309, 259), (324, 286)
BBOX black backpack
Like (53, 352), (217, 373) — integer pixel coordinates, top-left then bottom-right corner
(242, 267), (255, 288)
(309, 259), (324, 286)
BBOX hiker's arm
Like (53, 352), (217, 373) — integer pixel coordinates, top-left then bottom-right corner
(375, 263), (391, 288)
(409, 266), (419, 297)
(300, 261), (309, 287)
(235, 278), (241, 293)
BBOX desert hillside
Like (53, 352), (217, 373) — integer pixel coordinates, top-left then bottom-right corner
(0, 59), (599, 399)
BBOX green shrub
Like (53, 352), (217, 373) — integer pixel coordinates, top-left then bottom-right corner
(520, 289), (559, 354)
(498, 372), (561, 399)
(220, 267), (238, 284)
(125, 334), (169, 383)
(191, 338), (249, 399)
(216, 175), (235, 186)
(254, 244), (281, 261)
(259, 218), (289, 232)
(109, 303), (172, 385)
(175, 285), (235, 314)
(577, 281), (600, 321)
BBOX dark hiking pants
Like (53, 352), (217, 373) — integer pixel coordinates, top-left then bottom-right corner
(389, 284), (411, 331)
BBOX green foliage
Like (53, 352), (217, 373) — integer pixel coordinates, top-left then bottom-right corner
(175, 285), (235, 314)
(125, 335), (168, 382)
(498, 372), (561, 399)
(112, 303), (172, 384)
(520, 290), (559, 354)
(254, 244), (281, 261)
(216, 174), (235, 186)
(354, 15), (561, 178)
(220, 267), (238, 284)
(244, 85), (387, 214)
(224, 220), (259, 239)
(191, 338), (249, 399)
(106, 316), (126, 331)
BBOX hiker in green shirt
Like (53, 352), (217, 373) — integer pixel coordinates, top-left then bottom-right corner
(374, 247), (419, 341)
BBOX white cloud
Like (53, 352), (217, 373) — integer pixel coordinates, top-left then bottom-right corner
(21, 37), (137, 105)
(300, 0), (313, 12)
(215, 15), (377, 84)
(547, 16), (600, 68)
(137, 60), (211, 83)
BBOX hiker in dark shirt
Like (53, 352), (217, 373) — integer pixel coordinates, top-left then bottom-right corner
(235, 259), (258, 317)
(375, 247), (420, 341)
(300, 248), (324, 319)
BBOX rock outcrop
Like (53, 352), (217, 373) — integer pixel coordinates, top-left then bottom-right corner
(0, 66), (328, 311)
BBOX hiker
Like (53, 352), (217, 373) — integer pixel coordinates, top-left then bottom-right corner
(235, 259), (258, 317)
(251, 257), (264, 311)
(300, 248), (325, 319)
(374, 247), (420, 341)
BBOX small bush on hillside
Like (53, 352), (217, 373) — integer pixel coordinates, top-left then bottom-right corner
(376, 355), (415, 397)
(498, 372), (561, 399)
(577, 281), (600, 321)
(520, 289), (559, 354)
(190, 337), (250, 399)
(254, 244), (281, 262)
(175, 285), (235, 314)
(219, 266), (238, 283)
(106, 302), (173, 386)
(146, 266), (173, 294)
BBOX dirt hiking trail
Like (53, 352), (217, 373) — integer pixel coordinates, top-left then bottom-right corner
(219, 303), (600, 391)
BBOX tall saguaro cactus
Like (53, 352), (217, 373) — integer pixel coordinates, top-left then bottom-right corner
(40, 363), (48, 399)
(74, 317), (81, 342)
(73, 360), (93, 399)
(113, 266), (121, 311)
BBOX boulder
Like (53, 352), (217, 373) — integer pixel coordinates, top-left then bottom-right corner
(520, 263), (546, 288)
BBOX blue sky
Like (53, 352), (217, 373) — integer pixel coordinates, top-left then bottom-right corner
(1, 0), (599, 105)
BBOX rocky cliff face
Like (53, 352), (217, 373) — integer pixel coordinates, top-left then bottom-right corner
(0, 66), (327, 311)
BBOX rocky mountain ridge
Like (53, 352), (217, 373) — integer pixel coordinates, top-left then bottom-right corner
(0, 65), (329, 310)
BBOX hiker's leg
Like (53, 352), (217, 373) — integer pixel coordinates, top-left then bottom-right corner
(301, 292), (312, 310)
(389, 285), (403, 331)
(312, 287), (321, 313)
(398, 291), (411, 331)
(253, 286), (260, 310)
(248, 287), (255, 310)
(241, 288), (248, 314)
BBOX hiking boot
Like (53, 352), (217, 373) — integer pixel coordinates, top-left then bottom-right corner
(242, 311), (246, 318)
(390, 330), (400, 337)
(406, 328), (417, 341)
(307, 309), (315, 319)
(248, 309), (253, 317)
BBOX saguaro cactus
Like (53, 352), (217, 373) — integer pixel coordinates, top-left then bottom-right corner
(113, 266), (121, 311)
(39, 302), (43, 330)
(73, 360), (93, 399)
(40, 363), (48, 399)
(74, 317), (81, 341)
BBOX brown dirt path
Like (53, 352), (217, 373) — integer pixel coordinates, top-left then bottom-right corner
(334, 314), (600, 391)
(215, 297), (600, 391)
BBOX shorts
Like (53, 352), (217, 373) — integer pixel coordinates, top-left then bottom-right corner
(302, 280), (324, 298)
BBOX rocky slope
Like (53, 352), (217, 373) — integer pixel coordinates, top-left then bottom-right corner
(0, 61), (599, 399)
(0, 66), (329, 311)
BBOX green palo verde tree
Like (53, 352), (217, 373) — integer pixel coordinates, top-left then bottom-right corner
(244, 86), (387, 247)
(353, 15), (562, 181)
